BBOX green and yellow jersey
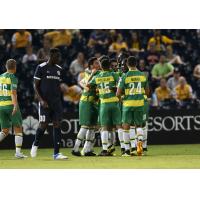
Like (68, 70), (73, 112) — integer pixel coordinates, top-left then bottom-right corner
(0, 72), (17, 110)
(118, 69), (148, 110)
(89, 70), (119, 104)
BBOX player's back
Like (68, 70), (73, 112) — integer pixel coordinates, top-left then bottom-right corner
(0, 72), (17, 109)
(121, 69), (147, 108)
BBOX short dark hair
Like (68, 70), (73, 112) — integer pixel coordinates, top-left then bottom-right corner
(101, 58), (110, 70)
(99, 55), (109, 63)
(127, 56), (137, 67)
(6, 59), (16, 70)
(49, 48), (60, 56)
(88, 57), (97, 68)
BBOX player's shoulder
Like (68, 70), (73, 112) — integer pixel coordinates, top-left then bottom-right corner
(55, 64), (62, 70)
(38, 62), (47, 68)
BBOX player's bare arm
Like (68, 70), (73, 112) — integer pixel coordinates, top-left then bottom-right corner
(11, 89), (18, 116)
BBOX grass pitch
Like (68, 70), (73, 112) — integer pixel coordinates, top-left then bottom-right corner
(1, 144), (200, 169)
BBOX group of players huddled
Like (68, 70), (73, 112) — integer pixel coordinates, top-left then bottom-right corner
(72, 52), (150, 157)
(0, 48), (149, 159)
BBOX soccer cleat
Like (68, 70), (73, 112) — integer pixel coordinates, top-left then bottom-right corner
(84, 151), (97, 156)
(15, 152), (28, 159)
(108, 145), (116, 154)
(54, 153), (68, 160)
(30, 145), (38, 158)
(142, 148), (148, 156)
(137, 141), (143, 156)
(71, 150), (81, 156)
(130, 148), (137, 156)
(122, 150), (131, 157)
(99, 150), (111, 156)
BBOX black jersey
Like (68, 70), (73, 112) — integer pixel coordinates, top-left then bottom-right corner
(34, 62), (64, 105)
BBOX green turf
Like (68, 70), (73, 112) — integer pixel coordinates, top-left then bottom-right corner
(1, 144), (200, 169)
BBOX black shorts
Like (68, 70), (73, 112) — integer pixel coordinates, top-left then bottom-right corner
(38, 102), (63, 123)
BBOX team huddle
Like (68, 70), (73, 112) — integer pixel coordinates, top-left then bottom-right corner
(0, 48), (149, 159)
(72, 54), (150, 157)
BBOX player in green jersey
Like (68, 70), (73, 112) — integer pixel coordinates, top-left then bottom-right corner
(88, 58), (122, 156)
(72, 57), (100, 156)
(117, 56), (149, 156)
(0, 59), (27, 158)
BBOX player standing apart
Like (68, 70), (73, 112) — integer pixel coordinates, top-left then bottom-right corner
(0, 59), (27, 158)
(117, 56), (149, 156)
(30, 48), (67, 160)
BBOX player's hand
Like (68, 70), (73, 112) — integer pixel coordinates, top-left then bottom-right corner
(40, 100), (48, 108)
(12, 106), (17, 116)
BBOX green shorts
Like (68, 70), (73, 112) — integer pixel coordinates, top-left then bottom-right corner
(122, 107), (144, 126)
(0, 107), (22, 129)
(79, 101), (98, 127)
(143, 100), (149, 123)
(99, 102), (121, 126)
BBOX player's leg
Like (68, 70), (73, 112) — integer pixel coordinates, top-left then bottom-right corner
(30, 104), (49, 157)
(12, 108), (27, 158)
(0, 109), (10, 142)
(130, 126), (137, 156)
(142, 101), (149, 153)
(108, 127), (116, 154)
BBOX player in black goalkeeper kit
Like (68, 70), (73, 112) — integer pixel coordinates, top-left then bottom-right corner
(30, 48), (68, 159)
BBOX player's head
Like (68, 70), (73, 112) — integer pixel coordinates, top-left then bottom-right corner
(110, 58), (118, 72)
(98, 55), (109, 63)
(100, 58), (110, 71)
(88, 57), (100, 70)
(49, 48), (61, 64)
(6, 59), (17, 73)
(127, 56), (137, 69)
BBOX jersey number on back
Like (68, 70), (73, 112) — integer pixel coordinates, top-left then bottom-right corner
(100, 82), (111, 94)
(129, 82), (141, 95)
(0, 83), (8, 96)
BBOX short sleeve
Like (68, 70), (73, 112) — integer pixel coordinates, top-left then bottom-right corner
(10, 75), (18, 90)
(34, 66), (43, 80)
(118, 74), (125, 90)
(167, 63), (174, 72)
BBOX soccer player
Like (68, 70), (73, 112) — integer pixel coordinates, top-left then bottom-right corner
(30, 48), (67, 160)
(0, 59), (27, 158)
(117, 56), (149, 156)
(72, 57), (100, 156)
(88, 58), (122, 156)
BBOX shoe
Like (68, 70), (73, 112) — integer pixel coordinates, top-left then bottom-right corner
(130, 148), (137, 156)
(121, 148), (125, 156)
(54, 153), (68, 160)
(137, 141), (143, 156)
(99, 150), (110, 156)
(84, 151), (96, 156)
(30, 145), (38, 158)
(71, 150), (81, 156)
(15, 152), (28, 159)
(122, 150), (131, 157)
(108, 145), (116, 154)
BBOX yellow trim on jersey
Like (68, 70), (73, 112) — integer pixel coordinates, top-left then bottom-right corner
(95, 76), (114, 84)
(0, 77), (11, 84)
(0, 90), (11, 96)
(125, 76), (146, 84)
(0, 100), (13, 106)
(80, 95), (95, 102)
(98, 88), (112, 95)
(125, 88), (145, 95)
(123, 100), (144, 107)
(101, 97), (119, 103)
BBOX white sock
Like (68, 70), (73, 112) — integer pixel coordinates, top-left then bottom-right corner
(108, 132), (112, 147)
(101, 131), (108, 150)
(137, 127), (144, 141)
(0, 132), (6, 142)
(90, 130), (96, 151)
(73, 127), (88, 152)
(112, 131), (116, 146)
(15, 135), (23, 154)
(123, 130), (130, 151)
(143, 125), (148, 148)
(130, 128), (136, 148)
(82, 129), (93, 153)
(118, 129), (125, 149)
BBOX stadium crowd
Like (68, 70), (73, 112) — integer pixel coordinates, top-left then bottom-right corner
(0, 29), (200, 117)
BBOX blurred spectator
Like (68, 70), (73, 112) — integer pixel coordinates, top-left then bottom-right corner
(44, 29), (72, 48)
(166, 45), (185, 65)
(129, 31), (144, 53)
(145, 42), (159, 66)
(151, 54), (174, 80)
(155, 78), (172, 106)
(22, 46), (37, 64)
(109, 33), (128, 53)
(175, 76), (193, 101)
(167, 68), (181, 95)
(69, 52), (85, 76)
(11, 29), (32, 55)
(138, 59), (150, 74)
(147, 30), (183, 51)
(193, 64), (200, 79)
(37, 39), (51, 63)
